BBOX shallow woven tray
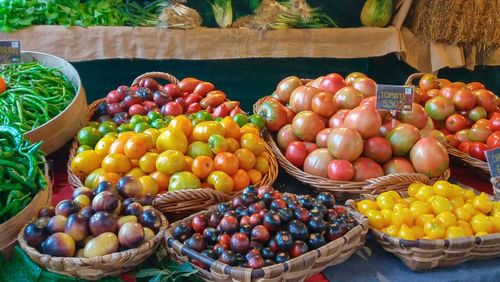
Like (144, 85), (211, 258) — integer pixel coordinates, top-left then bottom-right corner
(18, 214), (168, 280)
(252, 97), (450, 200)
(347, 194), (500, 271)
(164, 203), (369, 282)
(405, 72), (490, 174)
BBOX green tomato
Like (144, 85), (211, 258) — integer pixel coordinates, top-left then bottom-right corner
(215, 117), (223, 122)
(147, 111), (163, 121)
(77, 126), (102, 147)
(134, 122), (150, 132)
(76, 145), (93, 154)
(118, 123), (133, 133)
(196, 110), (213, 121)
(164, 115), (173, 126)
(87, 121), (100, 129)
(233, 114), (249, 127)
(98, 121), (118, 135)
(249, 114), (266, 130)
(187, 141), (214, 159)
(169, 172), (201, 191)
(150, 119), (166, 129)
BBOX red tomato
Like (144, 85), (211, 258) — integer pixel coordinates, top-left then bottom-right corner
(421, 89), (440, 104)
(311, 92), (337, 118)
(473, 89), (497, 113)
(163, 83), (181, 98)
(303, 142), (318, 154)
(285, 141), (308, 167)
(445, 114), (467, 132)
(466, 82), (485, 91)
(458, 141), (473, 153)
(319, 73), (345, 95)
(161, 102), (183, 116)
(487, 131), (500, 149)
(327, 159), (354, 181)
(489, 113), (500, 132)
(193, 82), (215, 97)
(258, 100), (288, 132)
(439, 86), (456, 100)
(452, 88), (476, 111)
(419, 74), (439, 92)
(468, 142), (488, 161)
(178, 78), (202, 93)
(185, 94), (202, 105)
(446, 134), (459, 148)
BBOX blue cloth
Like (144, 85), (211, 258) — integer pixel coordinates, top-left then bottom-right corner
(323, 236), (500, 282)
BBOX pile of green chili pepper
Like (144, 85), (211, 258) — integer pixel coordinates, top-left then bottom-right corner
(0, 62), (76, 133)
(0, 125), (47, 223)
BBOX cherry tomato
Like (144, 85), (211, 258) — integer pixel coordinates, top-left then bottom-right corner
(192, 156), (215, 179)
(232, 169), (250, 191)
(214, 152), (239, 175)
(468, 142), (488, 161)
(356, 199), (379, 215)
(423, 219), (445, 239)
(101, 153), (132, 173)
(71, 150), (103, 176)
(207, 171), (234, 193)
(234, 148), (256, 170)
(139, 152), (159, 173)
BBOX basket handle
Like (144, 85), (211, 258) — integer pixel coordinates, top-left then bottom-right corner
(153, 189), (231, 214)
(132, 72), (180, 87)
(404, 72), (427, 86)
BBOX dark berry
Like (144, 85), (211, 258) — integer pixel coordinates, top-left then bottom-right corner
(191, 214), (208, 233)
(242, 185), (257, 195)
(275, 251), (290, 263)
(209, 212), (223, 227)
(263, 211), (281, 232)
(214, 244), (226, 255)
(230, 233), (251, 253)
(219, 250), (237, 266)
(275, 231), (293, 251)
(308, 216), (327, 233)
(268, 238), (278, 253)
(202, 249), (218, 259)
(307, 233), (326, 249)
(218, 233), (231, 246)
(235, 207), (247, 218)
(294, 208), (311, 223)
(240, 224), (252, 236)
(173, 222), (193, 242)
(185, 233), (206, 252)
(309, 208), (323, 218)
(240, 216), (251, 226)
(219, 216), (239, 234)
(282, 193), (297, 202)
(278, 208), (293, 223)
(203, 227), (220, 245)
(245, 249), (261, 261)
(236, 253), (246, 266)
(232, 196), (244, 208)
(249, 214), (262, 227)
(298, 195), (315, 210)
(242, 192), (257, 206)
(224, 210), (237, 218)
(316, 192), (335, 209)
(262, 192), (274, 205)
(256, 185), (273, 198)
(247, 255), (265, 269)
(270, 199), (287, 211)
(250, 240), (263, 251)
(251, 225), (270, 243)
(287, 200), (301, 211)
(327, 209), (339, 222)
(217, 203), (231, 214)
(249, 202), (264, 214)
(313, 204), (328, 217)
(325, 224), (344, 242)
(261, 247), (275, 259)
(287, 220), (309, 240)
(264, 259), (275, 266)
(290, 240), (309, 258)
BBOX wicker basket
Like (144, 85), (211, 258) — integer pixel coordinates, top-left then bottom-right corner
(0, 160), (51, 259)
(404, 72), (490, 174)
(164, 204), (369, 282)
(347, 194), (500, 271)
(18, 214), (168, 280)
(252, 97), (450, 199)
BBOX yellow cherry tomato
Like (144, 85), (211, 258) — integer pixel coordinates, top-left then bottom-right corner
(446, 226), (466, 239)
(169, 115), (193, 137)
(451, 184), (463, 198)
(156, 150), (185, 175)
(471, 214), (493, 233)
(475, 231), (489, 236)
(398, 224), (416, 240)
(94, 136), (116, 157)
(117, 131), (135, 141)
(391, 208), (413, 227)
(411, 226), (425, 239)
(490, 216), (500, 233)
(415, 185), (435, 201)
(126, 167), (146, 179)
(393, 203), (408, 213)
(453, 206), (472, 221)
(449, 196), (465, 208)
(385, 191), (402, 201)
(430, 195), (453, 214)
(410, 201), (432, 218)
(84, 168), (105, 188)
(254, 156), (270, 174)
(207, 171), (234, 193)
(240, 133), (266, 156)
(436, 211), (457, 229)
(457, 220), (474, 236)
(385, 225), (399, 237)
(71, 150), (103, 177)
(424, 219), (446, 239)
(101, 153), (131, 173)
(156, 128), (188, 154)
(139, 175), (159, 197)
(376, 194), (395, 210)
(169, 171), (202, 191)
(432, 180), (454, 198)
(415, 214), (435, 228)
(472, 193), (493, 214)
(192, 121), (226, 142)
(247, 169), (262, 185)
(357, 200), (379, 214)
(380, 209), (393, 224)
(139, 152), (159, 173)
(365, 210), (387, 230)
(462, 189), (476, 200)
(405, 197), (417, 205)
(462, 203), (475, 214)
(408, 182), (424, 197)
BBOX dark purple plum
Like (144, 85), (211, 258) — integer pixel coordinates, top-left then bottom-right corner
(208, 212), (223, 228)
(275, 231), (293, 251)
(241, 192), (257, 206)
(263, 211), (281, 232)
(201, 249), (218, 259)
(41, 233), (76, 257)
(153, 90), (172, 106)
(219, 216), (239, 234)
(140, 208), (162, 232)
(125, 202), (143, 217)
(256, 185), (273, 198)
(37, 206), (55, 218)
(261, 247), (275, 259)
(218, 250), (237, 266)
(135, 87), (153, 102)
(64, 214), (89, 242)
(278, 208), (293, 223)
(230, 233), (250, 253)
(203, 227), (220, 245)
(24, 222), (48, 248)
(270, 199), (287, 211)
(287, 220), (308, 240)
(251, 225), (270, 243)
(173, 222), (193, 242)
(55, 200), (78, 217)
(247, 255), (265, 269)
(245, 249), (261, 261)
(191, 214), (208, 233)
(185, 233), (206, 252)
(316, 192), (335, 209)
(89, 211), (117, 236)
(94, 181), (115, 194)
(326, 224), (345, 242)
(239, 224), (252, 237)
(294, 208), (311, 223)
(298, 195), (315, 210)
(290, 240), (309, 258)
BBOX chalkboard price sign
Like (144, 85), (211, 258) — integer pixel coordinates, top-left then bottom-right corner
(376, 84), (414, 112)
(486, 148), (500, 178)
(0, 41), (21, 64)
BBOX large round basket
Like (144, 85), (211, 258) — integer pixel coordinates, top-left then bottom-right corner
(253, 97), (450, 200)
(67, 72), (278, 218)
(0, 160), (51, 259)
(405, 72), (490, 174)
(21, 51), (87, 155)
(164, 203), (368, 282)
(18, 214), (168, 280)
(347, 194), (500, 271)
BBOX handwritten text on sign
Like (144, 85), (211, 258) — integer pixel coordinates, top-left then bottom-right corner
(376, 85), (414, 112)
(0, 41), (21, 64)
(486, 148), (500, 178)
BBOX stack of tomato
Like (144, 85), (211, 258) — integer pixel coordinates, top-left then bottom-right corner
(256, 72), (449, 181)
(410, 74), (499, 161)
(357, 180), (500, 240)
(71, 114), (272, 195)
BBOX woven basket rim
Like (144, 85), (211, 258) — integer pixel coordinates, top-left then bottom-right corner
(17, 213), (168, 265)
(165, 203), (368, 279)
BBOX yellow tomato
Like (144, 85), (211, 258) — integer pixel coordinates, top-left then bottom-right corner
(462, 189), (476, 200)
(101, 153), (131, 173)
(156, 128), (188, 154)
(139, 175), (159, 197)
(408, 182), (424, 197)
(449, 196), (465, 208)
(376, 194), (395, 210)
(432, 180), (454, 198)
(410, 201), (432, 218)
(169, 171), (201, 191)
(96, 172), (121, 185)
(457, 220), (474, 236)
(71, 150), (103, 177)
(380, 209), (393, 224)
(150, 171), (170, 192)
(385, 225), (399, 237)
(247, 169), (262, 185)
(139, 152), (159, 173)
(446, 226), (466, 239)
(472, 193), (493, 214)
(94, 136), (116, 157)
(475, 231), (489, 236)
(220, 116), (241, 139)
(169, 115), (193, 137)
(430, 195), (453, 214)
(393, 203), (408, 213)
(192, 121), (226, 142)
(398, 224), (416, 240)
(415, 185), (435, 201)
(234, 148), (256, 170)
(436, 211), (457, 229)
(135, 132), (155, 149)
(489, 216), (500, 233)
(411, 226), (425, 239)
(143, 128), (160, 144)
(356, 199), (379, 214)
(471, 214), (493, 233)
(451, 184), (463, 198)
(117, 131), (135, 141)
(126, 167), (146, 179)
(208, 134), (228, 154)
(84, 168), (105, 188)
(453, 206), (472, 221)
(365, 210), (386, 229)
(207, 171), (234, 193)
(491, 202), (500, 215)
(405, 197), (417, 205)
(415, 214), (435, 228)
(156, 150), (185, 175)
(254, 156), (270, 174)
(424, 219), (446, 239)
(240, 133), (266, 156)
(462, 203), (475, 214)
(240, 123), (260, 135)
(225, 137), (240, 153)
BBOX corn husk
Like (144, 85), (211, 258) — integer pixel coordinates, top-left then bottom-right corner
(158, 1), (202, 29)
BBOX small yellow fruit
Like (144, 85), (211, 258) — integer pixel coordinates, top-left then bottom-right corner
(446, 226), (466, 239)
(398, 224), (416, 240)
(472, 193), (493, 214)
(357, 199), (379, 215)
(415, 185), (435, 201)
(471, 214), (493, 233)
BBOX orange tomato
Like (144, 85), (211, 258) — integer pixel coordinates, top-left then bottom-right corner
(234, 148), (256, 170)
(139, 152), (159, 173)
(192, 156), (215, 179)
(96, 172), (121, 185)
(184, 156), (194, 171)
(130, 158), (140, 168)
(247, 169), (262, 185)
(225, 138), (240, 153)
(94, 136), (115, 157)
(214, 152), (239, 175)
(143, 128), (160, 145)
(192, 121), (225, 142)
(240, 133), (266, 156)
(232, 169), (250, 191)
(117, 131), (135, 141)
(254, 156), (270, 174)
(201, 181), (213, 189)
(169, 115), (193, 137)
(240, 123), (260, 136)
(102, 153), (131, 173)
(150, 171), (170, 192)
(139, 175), (159, 197)
(220, 116), (241, 139)
(126, 167), (146, 179)
(108, 139), (126, 154)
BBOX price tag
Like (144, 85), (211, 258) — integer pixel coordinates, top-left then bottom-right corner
(486, 148), (500, 178)
(376, 84), (414, 112)
(0, 41), (21, 64)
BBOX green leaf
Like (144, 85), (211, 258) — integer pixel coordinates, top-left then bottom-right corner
(136, 268), (168, 278)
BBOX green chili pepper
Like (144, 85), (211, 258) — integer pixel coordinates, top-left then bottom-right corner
(0, 183), (22, 192)
(5, 167), (32, 188)
(7, 190), (25, 204)
(0, 126), (23, 148)
(0, 159), (26, 173)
